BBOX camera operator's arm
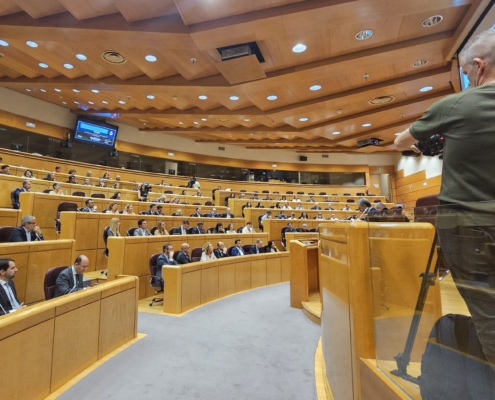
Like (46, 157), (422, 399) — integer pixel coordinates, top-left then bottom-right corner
(394, 128), (420, 151)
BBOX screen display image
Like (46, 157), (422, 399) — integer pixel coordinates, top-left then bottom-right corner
(74, 119), (118, 148)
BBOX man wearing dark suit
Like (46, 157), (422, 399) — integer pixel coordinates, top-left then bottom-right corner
(54, 255), (89, 298)
(249, 239), (265, 254)
(81, 198), (97, 212)
(0, 258), (26, 315)
(231, 239), (245, 256)
(357, 200), (378, 221)
(156, 243), (179, 279)
(190, 206), (202, 217)
(133, 219), (152, 236)
(176, 243), (191, 264)
(285, 222), (296, 233)
(220, 207), (235, 218)
(311, 203), (322, 210)
(214, 242), (229, 258)
(170, 220), (190, 235)
(191, 222), (206, 234)
(142, 203), (159, 215)
(205, 208), (219, 218)
(9, 215), (44, 242)
(12, 179), (31, 209)
(156, 205), (165, 215)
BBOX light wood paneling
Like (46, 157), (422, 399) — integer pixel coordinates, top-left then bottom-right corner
(235, 259), (251, 293)
(250, 256), (267, 288)
(218, 260), (236, 298)
(181, 269), (201, 310)
(200, 263), (219, 304)
(266, 255), (281, 285)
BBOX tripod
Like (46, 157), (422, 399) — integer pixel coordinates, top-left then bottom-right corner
(390, 235), (441, 384)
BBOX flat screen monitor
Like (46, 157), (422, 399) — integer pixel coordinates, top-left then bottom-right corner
(74, 118), (119, 148)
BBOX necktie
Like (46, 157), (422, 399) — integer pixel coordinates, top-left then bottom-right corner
(5, 284), (19, 309)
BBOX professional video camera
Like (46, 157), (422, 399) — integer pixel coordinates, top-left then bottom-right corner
(402, 134), (444, 158)
(139, 182), (152, 200)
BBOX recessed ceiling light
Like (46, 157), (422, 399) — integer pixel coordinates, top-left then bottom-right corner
(310, 85), (322, 91)
(76, 54), (87, 61)
(146, 95), (155, 100)
(0, 40), (8, 47)
(299, 117), (309, 122)
(201, 118), (207, 121)
(194, 121), (199, 125)
(102, 100), (108, 104)
(420, 86), (433, 92)
(422, 15), (443, 27)
(230, 95), (239, 101)
(38, 63), (49, 68)
(198, 95), (208, 100)
(179, 121), (184, 125)
(267, 95), (278, 101)
(292, 43), (307, 53)
(74, 101), (79, 104)
(55, 88), (61, 92)
(244, 118), (250, 122)
(40, 89), (46, 92)
(362, 123), (372, 127)
(355, 30), (373, 40)
(119, 100), (126, 104)
(62, 101), (67, 104)
(91, 89), (99, 93)
(88, 101), (94, 105)
(413, 59), (429, 68)
(26, 41), (38, 48)
(73, 89), (80, 93)
(250, 133), (253, 136)
(369, 95), (395, 105)
(25, 89), (31, 92)
(332, 131), (341, 135)
(63, 63), (74, 69)
(145, 55), (157, 62)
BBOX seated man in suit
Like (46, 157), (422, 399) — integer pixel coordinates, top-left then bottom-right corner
(311, 202), (322, 210)
(300, 223), (309, 232)
(205, 207), (219, 218)
(214, 242), (229, 258)
(54, 255), (89, 298)
(156, 205), (165, 215)
(0, 258), (26, 315)
(191, 221), (206, 234)
(1, 164), (11, 175)
(220, 207), (235, 218)
(9, 215), (44, 242)
(12, 179), (31, 209)
(249, 193), (259, 201)
(249, 239), (265, 254)
(306, 196), (316, 203)
(285, 222), (297, 233)
(231, 239), (245, 256)
(156, 243), (178, 279)
(325, 204), (335, 210)
(134, 219), (152, 236)
(190, 206), (202, 217)
(81, 198), (98, 212)
(142, 203), (159, 215)
(67, 175), (78, 184)
(314, 212), (325, 220)
(176, 243), (191, 264)
(357, 199), (378, 220)
(277, 211), (287, 219)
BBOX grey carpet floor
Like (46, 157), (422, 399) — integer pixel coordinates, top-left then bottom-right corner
(57, 283), (321, 400)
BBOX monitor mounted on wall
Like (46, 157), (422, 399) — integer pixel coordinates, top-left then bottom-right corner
(73, 118), (119, 148)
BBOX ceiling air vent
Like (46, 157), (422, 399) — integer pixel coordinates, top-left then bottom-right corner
(101, 51), (127, 65)
(368, 95), (395, 105)
(413, 59), (429, 68)
(217, 42), (265, 63)
(422, 15), (443, 27)
(218, 146), (225, 151)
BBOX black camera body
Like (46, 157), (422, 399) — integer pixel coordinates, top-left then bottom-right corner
(140, 182), (152, 199)
(415, 134), (444, 157)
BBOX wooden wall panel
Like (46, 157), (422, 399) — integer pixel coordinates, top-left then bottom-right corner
(266, 255), (281, 285)
(250, 256), (267, 288)
(235, 260), (251, 292)
(394, 169), (441, 208)
(201, 265), (219, 304)
(181, 270), (201, 311)
(0, 208), (20, 227)
(218, 261), (235, 298)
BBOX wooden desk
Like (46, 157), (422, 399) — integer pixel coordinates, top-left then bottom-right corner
(289, 239), (320, 309)
(0, 208), (21, 227)
(0, 276), (138, 400)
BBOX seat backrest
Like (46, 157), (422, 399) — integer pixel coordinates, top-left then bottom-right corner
(297, 191), (304, 195)
(346, 199), (355, 203)
(103, 226), (109, 246)
(43, 189), (51, 193)
(343, 193), (351, 196)
(237, 227), (243, 233)
(57, 202), (79, 212)
(273, 191), (279, 194)
(0, 226), (15, 243)
(240, 190), (247, 192)
(127, 227), (138, 236)
(170, 227), (180, 235)
(242, 244), (252, 254)
(72, 191), (86, 197)
(319, 192), (326, 195)
(150, 226), (157, 235)
(91, 193), (105, 199)
(44, 266), (68, 300)
(191, 247), (202, 262)
(149, 253), (160, 276)
(227, 245), (235, 256)
(416, 194), (439, 208)
(356, 192), (365, 196)
(205, 201), (213, 206)
(164, 190), (173, 194)
(286, 191), (293, 194)
(187, 227), (196, 234)
(308, 192), (315, 195)
(193, 202), (201, 205)
(262, 190), (269, 193)
(374, 199), (380, 203)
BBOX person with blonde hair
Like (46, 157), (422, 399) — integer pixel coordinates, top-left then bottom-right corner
(123, 204), (135, 215)
(172, 208), (183, 216)
(200, 242), (217, 261)
(107, 218), (121, 237)
(154, 220), (168, 236)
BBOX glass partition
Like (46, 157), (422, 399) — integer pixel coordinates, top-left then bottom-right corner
(368, 202), (495, 399)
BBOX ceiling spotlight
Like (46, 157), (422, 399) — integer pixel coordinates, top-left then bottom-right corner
(40, 89), (46, 92)
(198, 95), (208, 100)
(272, 164), (278, 168)
(119, 100), (126, 104)
(332, 131), (341, 135)
(145, 55), (157, 62)
(413, 59), (429, 68)
(55, 88), (61, 92)
(201, 118), (207, 121)
(63, 63), (74, 69)
(194, 121), (199, 125)
(309, 85), (322, 91)
(292, 43), (307, 53)
(25, 89), (31, 92)
(74, 101), (79, 104)
(355, 30), (373, 40)
(230, 95), (239, 101)
(88, 101), (94, 105)
(299, 117), (309, 122)
(422, 15), (443, 27)
(38, 63), (49, 68)
(102, 100), (108, 104)
(250, 133), (253, 136)
(76, 54), (87, 61)
(420, 86), (433, 92)
(26, 41), (38, 48)
(179, 122), (184, 125)
(336, 109), (343, 114)
(0, 40), (8, 47)
(92, 89), (99, 93)
(267, 95), (278, 101)
(147, 95), (155, 99)
(244, 118), (250, 122)
(362, 123), (372, 127)
(62, 101), (67, 104)
(73, 89), (80, 93)
(168, 152), (174, 157)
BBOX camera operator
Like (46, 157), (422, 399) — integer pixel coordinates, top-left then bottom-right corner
(187, 177), (200, 189)
(139, 183), (152, 202)
(395, 29), (495, 371)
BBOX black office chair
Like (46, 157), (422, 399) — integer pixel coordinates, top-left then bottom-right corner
(149, 253), (163, 307)
(127, 227), (138, 236)
(55, 202), (79, 233)
(44, 266), (68, 300)
(191, 247), (202, 262)
(237, 227), (243, 233)
(103, 227), (110, 257)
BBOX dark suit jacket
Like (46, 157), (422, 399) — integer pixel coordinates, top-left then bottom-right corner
(156, 254), (178, 278)
(190, 213), (202, 217)
(54, 266), (84, 298)
(220, 213), (235, 218)
(249, 245), (265, 254)
(191, 227), (206, 234)
(214, 249), (229, 258)
(206, 213), (219, 218)
(9, 226), (44, 242)
(176, 252), (191, 265)
(81, 207), (97, 213)
(231, 246), (244, 256)
(142, 210), (159, 215)
(13, 187), (28, 208)
(0, 280), (20, 315)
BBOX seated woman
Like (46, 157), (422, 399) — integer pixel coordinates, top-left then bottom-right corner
(181, 190), (187, 195)
(225, 223), (236, 234)
(213, 222), (225, 234)
(200, 242), (217, 261)
(156, 194), (167, 203)
(280, 195), (287, 201)
(43, 172), (55, 181)
(107, 218), (121, 237)
(49, 182), (63, 194)
(154, 220), (168, 236)
(22, 169), (33, 178)
(105, 202), (119, 214)
(112, 182), (119, 189)
(171, 208), (183, 216)
(299, 211), (309, 219)
(264, 240), (279, 253)
(96, 178), (106, 187)
(102, 172), (110, 180)
(171, 196), (181, 204)
(255, 202), (264, 208)
(274, 202), (281, 209)
(86, 171), (92, 177)
(123, 204), (135, 215)
(158, 179), (167, 186)
(110, 191), (121, 200)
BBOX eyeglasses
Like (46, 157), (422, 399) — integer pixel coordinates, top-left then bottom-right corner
(27, 221), (36, 225)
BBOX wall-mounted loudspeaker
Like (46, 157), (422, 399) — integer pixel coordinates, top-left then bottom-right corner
(299, 155), (307, 162)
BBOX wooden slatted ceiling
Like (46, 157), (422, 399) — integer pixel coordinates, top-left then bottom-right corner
(0, 0), (487, 153)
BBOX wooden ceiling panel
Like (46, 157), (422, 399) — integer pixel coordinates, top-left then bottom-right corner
(113, 0), (178, 22)
(214, 55), (266, 84)
(116, 46), (178, 80)
(157, 48), (218, 81)
(11, 0), (66, 18)
(0, 0), (21, 16)
(58, 0), (119, 20)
